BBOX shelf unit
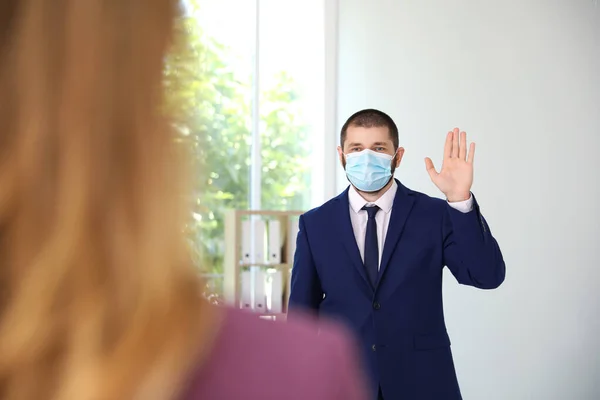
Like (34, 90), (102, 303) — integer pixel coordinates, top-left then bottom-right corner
(223, 209), (303, 318)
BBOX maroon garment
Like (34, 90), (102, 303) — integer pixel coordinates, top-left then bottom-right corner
(182, 307), (369, 400)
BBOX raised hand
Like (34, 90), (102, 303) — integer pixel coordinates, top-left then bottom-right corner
(424, 128), (474, 202)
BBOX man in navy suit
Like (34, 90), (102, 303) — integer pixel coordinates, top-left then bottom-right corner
(288, 109), (505, 400)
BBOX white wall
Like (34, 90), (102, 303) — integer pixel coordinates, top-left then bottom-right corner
(336, 1), (600, 398)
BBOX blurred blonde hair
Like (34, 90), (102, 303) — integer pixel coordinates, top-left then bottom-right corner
(0, 1), (216, 399)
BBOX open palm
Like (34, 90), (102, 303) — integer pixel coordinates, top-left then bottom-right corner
(425, 128), (474, 202)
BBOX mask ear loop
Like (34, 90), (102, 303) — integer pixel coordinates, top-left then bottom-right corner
(390, 147), (400, 176)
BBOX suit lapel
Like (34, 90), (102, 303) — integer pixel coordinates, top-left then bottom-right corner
(334, 189), (372, 290)
(376, 181), (415, 288)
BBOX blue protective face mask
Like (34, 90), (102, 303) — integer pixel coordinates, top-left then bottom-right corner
(344, 149), (394, 192)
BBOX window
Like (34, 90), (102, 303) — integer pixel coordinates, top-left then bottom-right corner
(169, 0), (330, 302)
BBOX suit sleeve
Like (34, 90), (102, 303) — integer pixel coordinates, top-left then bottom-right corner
(442, 194), (506, 289)
(288, 214), (323, 315)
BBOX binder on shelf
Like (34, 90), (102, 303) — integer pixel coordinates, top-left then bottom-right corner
(253, 270), (267, 313)
(288, 218), (300, 262)
(252, 219), (266, 264)
(267, 219), (282, 264)
(270, 270), (283, 314)
(240, 270), (252, 310)
(241, 219), (252, 264)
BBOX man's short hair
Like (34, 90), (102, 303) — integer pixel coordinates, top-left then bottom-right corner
(340, 109), (399, 150)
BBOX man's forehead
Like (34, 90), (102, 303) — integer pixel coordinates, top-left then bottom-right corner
(346, 141), (391, 147)
(345, 126), (393, 143)
(347, 125), (390, 136)
(347, 124), (389, 132)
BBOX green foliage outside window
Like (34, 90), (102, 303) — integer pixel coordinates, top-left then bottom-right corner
(165, 3), (310, 300)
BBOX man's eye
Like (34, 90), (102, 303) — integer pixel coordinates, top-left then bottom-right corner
(375, 147), (385, 151)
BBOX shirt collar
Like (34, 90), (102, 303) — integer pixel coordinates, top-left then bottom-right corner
(348, 180), (397, 215)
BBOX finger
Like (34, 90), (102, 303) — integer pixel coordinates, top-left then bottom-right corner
(443, 132), (452, 159)
(451, 128), (459, 158)
(459, 131), (467, 160)
(424, 157), (438, 179)
(467, 142), (476, 164)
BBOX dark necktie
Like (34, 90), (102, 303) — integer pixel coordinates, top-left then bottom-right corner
(362, 205), (380, 288)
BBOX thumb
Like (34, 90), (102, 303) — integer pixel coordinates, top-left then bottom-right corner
(424, 157), (438, 180)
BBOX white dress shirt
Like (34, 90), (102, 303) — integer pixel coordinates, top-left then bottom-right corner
(348, 180), (474, 269)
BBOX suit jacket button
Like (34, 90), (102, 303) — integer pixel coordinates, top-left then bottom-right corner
(373, 302), (381, 310)
(371, 344), (376, 352)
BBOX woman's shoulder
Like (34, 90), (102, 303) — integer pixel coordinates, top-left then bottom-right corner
(182, 307), (369, 400)
(223, 308), (349, 352)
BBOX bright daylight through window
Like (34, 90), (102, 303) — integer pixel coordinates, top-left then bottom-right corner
(168, 0), (326, 303)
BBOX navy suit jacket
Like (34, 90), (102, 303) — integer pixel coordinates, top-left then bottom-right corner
(288, 180), (505, 400)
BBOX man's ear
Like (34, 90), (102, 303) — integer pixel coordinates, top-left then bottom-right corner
(395, 147), (405, 167)
(337, 146), (345, 167)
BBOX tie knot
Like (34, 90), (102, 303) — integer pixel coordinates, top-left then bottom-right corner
(362, 205), (380, 219)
